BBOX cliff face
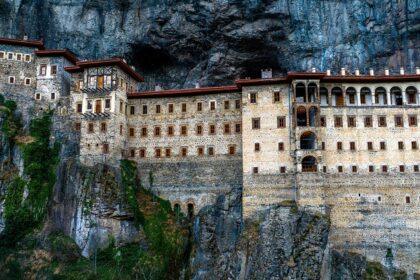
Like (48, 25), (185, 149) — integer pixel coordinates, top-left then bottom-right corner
(1, 0), (419, 89)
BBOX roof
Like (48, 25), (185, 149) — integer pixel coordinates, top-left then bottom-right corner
(0, 37), (45, 50)
(35, 49), (79, 64)
(64, 58), (144, 82)
(128, 85), (239, 98)
(321, 75), (420, 83)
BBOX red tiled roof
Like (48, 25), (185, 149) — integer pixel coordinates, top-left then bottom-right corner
(64, 58), (144, 81)
(128, 85), (239, 98)
(35, 49), (79, 64)
(0, 37), (45, 50)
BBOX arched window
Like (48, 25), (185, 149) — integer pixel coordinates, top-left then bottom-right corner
(332, 87), (344, 107)
(296, 83), (306, 103)
(406, 86), (418, 104)
(320, 87), (328, 106)
(51, 92), (56, 100)
(360, 87), (371, 105)
(391, 87), (402, 105)
(300, 131), (316, 150)
(302, 156), (317, 172)
(309, 106), (318, 127)
(296, 106), (307, 127)
(188, 203), (194, 219)
(308, 83), (317, 102)
(346, 87), (356, 105)
(375, 87), (387, 105)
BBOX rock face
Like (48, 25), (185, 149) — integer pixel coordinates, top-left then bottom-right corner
(1, 0), (419, 89)
(191, 192), (330, 280)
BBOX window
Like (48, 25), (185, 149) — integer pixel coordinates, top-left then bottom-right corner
(210, 101), (216, 111)
(181, 103), (187, 112)
(103, 143), (109, 154)
(8, 76), (15, 84)
(75, 102), (82, 113)
(39, 64), (47, 76)
(338, 166), (343, 173)
(352, 166), (358, 173)
(278, 142), (284, 151)
(168, 126), (174, 136)
(224, 123), (230, 134)
(380, 141), (386, 150)
(399, 165), (405, 172)
(349, 94), (355, 104)
(408, 93), (416, 104)
(406, 196), (411, 204)
(208, 146), (214, 156)
(398, 141), (404, 150)
(350, 142), (356, 151)
(7, 52), (13, 60)
(253, 167), (259, 174)
(168, 104), (174, 113)
(395, 115), (403, 127)
(409, 115), (417, 127)
(88, 123), (94, 133)
(337, 142), (343, 150)
(382, 165), (388, 173)
(197, 146), (204, 156)
(369, 165), (374, 173)
(155, 148), (161, 158)
(229, 145), (236, 155)
(252, 118), (260, 129)
(378, 196), (381, 202)
(25, 54), (31, 62)
(100, 122), (107, 132)
(321, 142), (325, 150)
(75, 122), (81, 131)
(155, 104), (161, 114)
(364, 116), (372, 127)
(367, 142), (373, 151)
(347, 116), (356, 127)
(412, 141), (418, 150)
(196, 125), (203, 136)
(235, 123), (241, 133)
(141, 127), (147, 137)
(140, 149), (146, 158)
(414, 165), (419, 172)
(0, 52), (4, 59)
(87, 100), (93, 111)
(197, 102), (202, 112)
(323, 166), (327, 173)
(129, 128), (135, 137)
(334, 116), (343, 127)
(105, 99), (111, 109)
(277, 116), (286, 128)
(273, 91), (280, 102)
(120, 125), (123, 135)
(165, 148), (171, 158)
(360, 94), (366, 104)
(181, 147), (188, 157)
(130, 106), (135, 115)
(154, 127), (161, 137)
(235, 100), (241, 109)
(142, 105), (148, 115)
(250, 93), (257, 104)
(35, 93), (41, 100)
(224, 100), (230, 110)
(17, 53), (22, 61)
(209, 124), (216, 135)
(378, 116), (387, 127)
(24, 78), (31, 85)
(320, 116), (326, 127)
(130, 149), (136, 158)
(51, 65), (57, 75)
(280, 166), (286, 173)
(50, 92), (56, 100)
(254, 143), (260, 152)
(181, 125), (188, 136)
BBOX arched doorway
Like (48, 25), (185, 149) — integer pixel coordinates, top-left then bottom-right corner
(300, 131), (316, 150)
(332, 87), (344, 107)
(296, 83), (306, 103)
(296, 106), (307, 127)
(406, 86), (418, 104)
(308, 83), (318, 102)
(375, 87), (387, 105)
(391, 87), (402, 105)
(302, 156), (317, 172)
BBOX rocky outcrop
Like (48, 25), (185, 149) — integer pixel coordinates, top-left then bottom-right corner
(191, 192), (330, 280)
(1, 0), (419, 90)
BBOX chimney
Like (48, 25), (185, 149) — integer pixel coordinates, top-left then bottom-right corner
(340, 68), (346, 76)
(23, 33), (28, 40)
(369, 68), (375, 76)
(195, 82), (200, 89)
(311, 67), (316, 73)
(261, 69), (272, 79)
(416, 67), (420, 75)
(326, 69), (331, 76)
(155, 84), (162, 91)
(384, 69), (390, 76)
(355, 69), (360, 76)
(400, 67), (405, 75)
